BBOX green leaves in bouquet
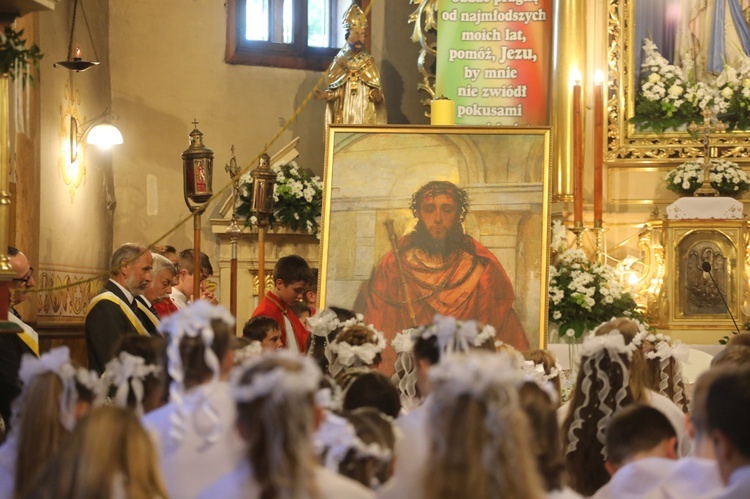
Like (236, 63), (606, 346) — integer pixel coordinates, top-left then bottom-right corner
(0, 27), (43, 83)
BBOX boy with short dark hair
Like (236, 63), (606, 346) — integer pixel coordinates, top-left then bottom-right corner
(242, 316), (282, 350)
(250, 255), (312, 353)
(706, 365), (750, 497)
(591, 404), (678, 498)
(290, 300), (311, 331)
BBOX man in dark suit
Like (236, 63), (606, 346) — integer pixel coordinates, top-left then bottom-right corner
(84, 243), (153, 373)
(135, 253), (176, 336)
(0, 246), (39, 429)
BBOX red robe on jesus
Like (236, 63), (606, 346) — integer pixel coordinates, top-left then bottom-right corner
(355, 233), (529, 373)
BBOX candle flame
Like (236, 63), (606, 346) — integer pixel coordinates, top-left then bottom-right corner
(595, 70), (605, 85)
(75, 46), (82, 58)
(570, 68), (582, 87)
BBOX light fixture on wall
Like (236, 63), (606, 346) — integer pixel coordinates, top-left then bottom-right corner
(69, 110), (123, 162)
(53, 0), (100, 72)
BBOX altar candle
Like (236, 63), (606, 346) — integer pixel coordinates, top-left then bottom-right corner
(594, 71), (604, 222)
(431, 97), (455, 125)
(573, 78), (583, 224)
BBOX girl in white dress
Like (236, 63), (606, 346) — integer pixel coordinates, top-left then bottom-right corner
(316, 407), (396, 490)
(26, 406), (167, 499)
(421, 352), (545, 499)
(519, 382), (581, 498)
(643, 333), (690, 413)
(200, 351), (373, 499)
(560, 329), (636, 496)
(0, 346), (103, 499)
(328, 323), (386, 379)
(103, 348), (165, 416)
(142, 301), (243, 499)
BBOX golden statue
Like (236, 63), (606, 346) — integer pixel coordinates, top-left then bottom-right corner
(316, 3), (387, 125)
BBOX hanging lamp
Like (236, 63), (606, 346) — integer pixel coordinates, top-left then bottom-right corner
(53, 0), (100, 72)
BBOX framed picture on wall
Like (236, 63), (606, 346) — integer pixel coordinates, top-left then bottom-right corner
(319, 125), (553, 370)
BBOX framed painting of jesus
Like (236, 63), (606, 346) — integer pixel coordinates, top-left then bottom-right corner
(319, 125), (553, 368)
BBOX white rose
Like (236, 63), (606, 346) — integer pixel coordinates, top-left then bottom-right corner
(668, 85), (684, 98)
(648, 73), (661, 83)
(743, 78), (750, 89)
(722, 87), (735, 99)
(565, 328), (576, 337)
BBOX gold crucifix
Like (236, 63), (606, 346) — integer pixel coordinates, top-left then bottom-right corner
(687, 108), (727, 197)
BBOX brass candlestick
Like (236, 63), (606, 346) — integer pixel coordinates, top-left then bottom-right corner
(592, 219), (605, 264)
(570, 221), (586, 249)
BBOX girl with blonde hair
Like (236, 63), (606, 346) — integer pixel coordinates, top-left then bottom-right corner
(200, 351), (372, 498)
(593, 318), (690, 453)
(522, 348), (563, 406)
(142, 301), (243, 499)
(27, 406), (167, 499)
(518, 382), (580, 498)
(421, 352), (545, 499)
(0, 346), (102, 499)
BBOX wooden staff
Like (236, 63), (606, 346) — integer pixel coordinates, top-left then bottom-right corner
(384, 219), (418, 328)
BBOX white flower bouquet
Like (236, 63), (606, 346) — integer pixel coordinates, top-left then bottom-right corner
(238, 161), (324, 237)
(548, 221), (642, 340)
(630, 39), (705, 133)
(632, 38), (750, 132)
(665, 159), (749, 197)
(712, 58), (750, 130)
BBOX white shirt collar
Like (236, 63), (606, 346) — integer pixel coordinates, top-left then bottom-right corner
(109, 278), (135, 304)
(170, 288), (189, 308)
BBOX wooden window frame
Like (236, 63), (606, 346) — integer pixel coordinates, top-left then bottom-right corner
(226, 0), (371, 71)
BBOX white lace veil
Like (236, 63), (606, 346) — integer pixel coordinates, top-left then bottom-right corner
(645, 335), (689, 410)
(565, 331), (633, 457)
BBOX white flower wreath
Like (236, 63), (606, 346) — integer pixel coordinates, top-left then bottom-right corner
(230, 351), (321, 403)
(16, 346), (104, 431)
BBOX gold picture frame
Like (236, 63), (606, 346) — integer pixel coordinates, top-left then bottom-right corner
(319, 125), (553, 359)
(608, 0), (750, 161)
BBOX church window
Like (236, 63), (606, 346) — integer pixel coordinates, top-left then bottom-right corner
(227, 0), (369, 71)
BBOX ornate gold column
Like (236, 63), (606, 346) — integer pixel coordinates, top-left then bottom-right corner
(0, 74), (20, 330)
(550, 0), (587, 202)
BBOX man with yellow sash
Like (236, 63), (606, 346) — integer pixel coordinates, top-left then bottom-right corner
(85, 243), (153, 374)
(0, 246), (39, 428)
(135, 253), (176, 336)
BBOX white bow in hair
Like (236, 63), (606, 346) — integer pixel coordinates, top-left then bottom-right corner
(104, 352), (162, 416)
(18, 346), (74, 386)
(307, 308), (340, 337)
